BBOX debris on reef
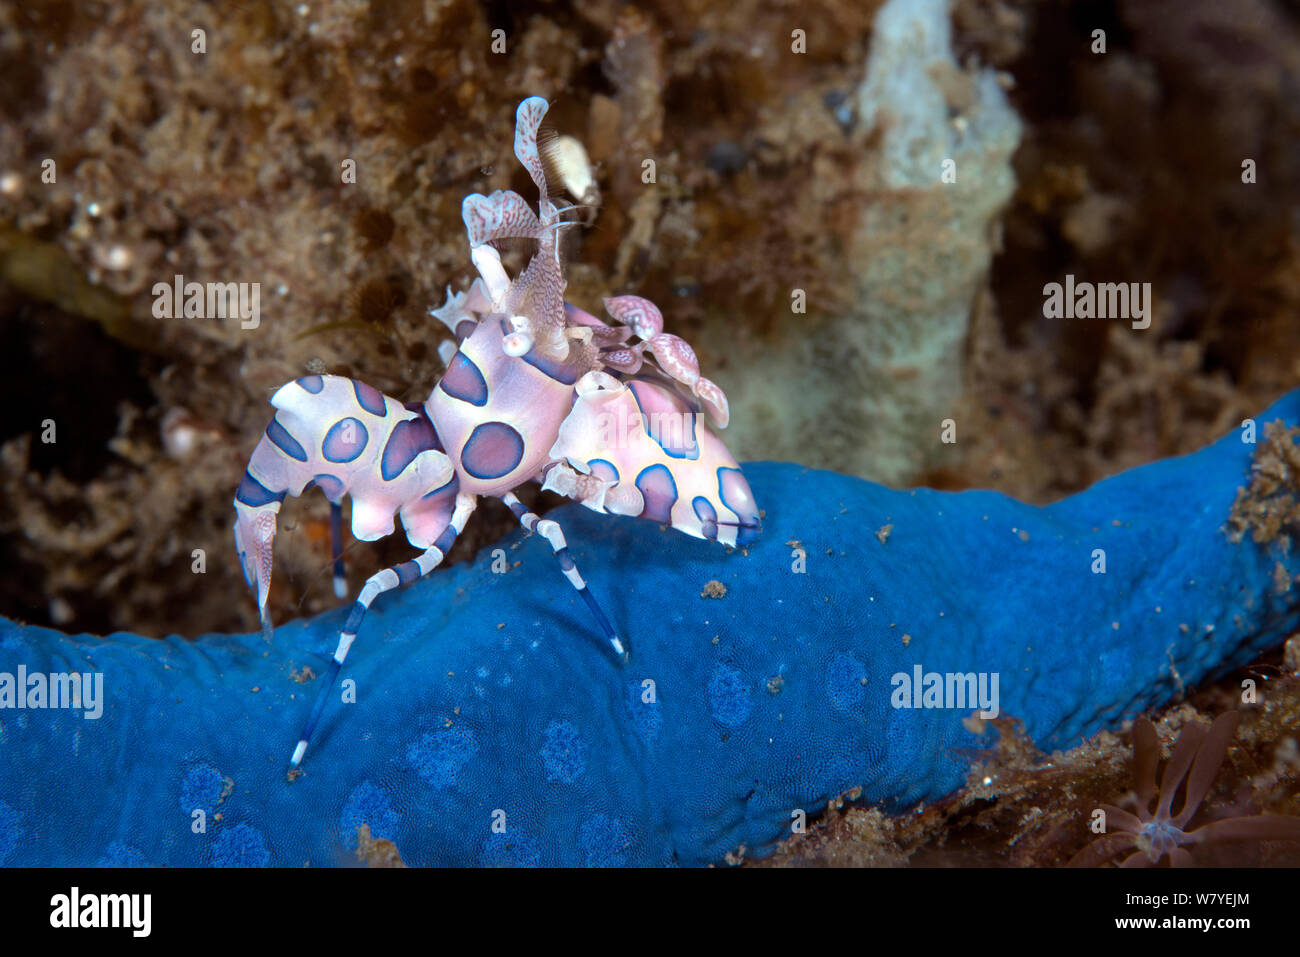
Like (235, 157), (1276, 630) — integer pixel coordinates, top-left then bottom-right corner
(356, 823), (408, 868)
(701, 579), (727, 598)
(1226, 421), (1300, 550)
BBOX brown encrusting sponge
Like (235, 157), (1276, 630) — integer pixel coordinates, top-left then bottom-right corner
(1226, 421), (1300, 549)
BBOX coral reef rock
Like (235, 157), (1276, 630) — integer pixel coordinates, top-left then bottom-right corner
(711, 0), (1022, 485)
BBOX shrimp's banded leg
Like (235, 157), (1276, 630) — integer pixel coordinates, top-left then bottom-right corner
(289, 492), (478, 770)
(329, 501), (346, 598)
(500, 492), (626, 662)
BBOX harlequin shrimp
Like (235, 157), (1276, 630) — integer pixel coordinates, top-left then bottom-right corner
(232, 97), (761, 770)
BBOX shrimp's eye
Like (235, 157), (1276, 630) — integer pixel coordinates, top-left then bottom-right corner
(503, 332), (533, 356)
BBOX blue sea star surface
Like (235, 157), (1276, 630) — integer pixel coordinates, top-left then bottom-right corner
(1, 391), (1297, 866)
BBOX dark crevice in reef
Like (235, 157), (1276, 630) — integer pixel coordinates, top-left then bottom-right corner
(945, 0), (1300, 503)
(0, 298), (157, 482)
(0, 294), (158, 634)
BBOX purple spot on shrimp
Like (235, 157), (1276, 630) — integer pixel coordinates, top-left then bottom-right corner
(635, 464), (678, 524)
(461, 421), (524, 480)
(322, 418), (368, 463)
(353, 380), (387, 416)
(692, 496), (718, 540)
(296, 375), (324, 394)
(718, 467), (761, 545)
(312, 473), (346, 502)
(382, 415), (440, 481)
(439, 353), (489, 407)
(521, 343), (581, 385)
(402, 405), (446, 453)
(628, 380), (698, 460)
(421, 475), (458, 501)
(589, 459), (619, 485)
(266, 417), (307, 462)
(236, 471), (286, 507)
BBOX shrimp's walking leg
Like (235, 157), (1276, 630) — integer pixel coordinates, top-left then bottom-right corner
(500, 491), (626, 662)
(289, 493), (477, 770)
